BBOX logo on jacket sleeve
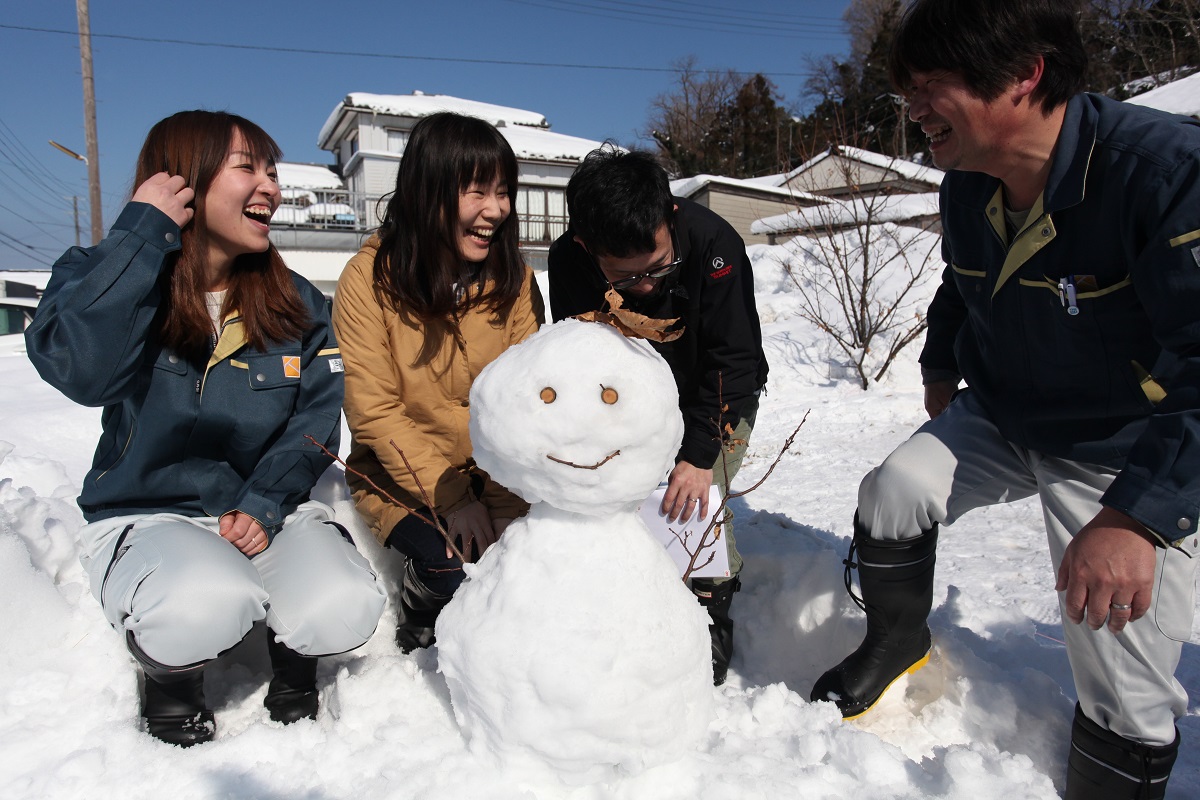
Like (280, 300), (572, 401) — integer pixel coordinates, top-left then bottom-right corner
(282, 356), (301, 378)
(710, 256), (732, 280)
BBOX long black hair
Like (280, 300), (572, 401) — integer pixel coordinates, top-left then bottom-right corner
(373, 112), (525, 363)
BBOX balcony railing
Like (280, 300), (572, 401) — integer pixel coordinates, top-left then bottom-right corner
(275, 187), (568, 246)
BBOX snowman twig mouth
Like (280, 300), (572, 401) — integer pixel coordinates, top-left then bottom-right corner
(546, 450), (621, 470)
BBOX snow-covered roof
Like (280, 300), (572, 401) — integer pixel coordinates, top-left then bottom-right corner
(751, 192), (941, 234)
(669, 174), (826, 204)
(276, 162), (344, 190)
(1125, 71), (1200, 118)
(740, 172), (789, 188)
(319, 91), (549, 147)
(499, 125), (603, 163)
(782, 146), (945, 189)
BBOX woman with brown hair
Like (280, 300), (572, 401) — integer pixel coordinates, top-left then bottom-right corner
(334, 111), (543, 653)
(25, 110), (386, 746)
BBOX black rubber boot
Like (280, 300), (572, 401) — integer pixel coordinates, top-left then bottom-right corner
(128, 632), (214, 747)
(395, 560), (453, 654)
(692, 576), (741, 686)
(1065, 705), (1179, 800)
(810, 517), (938, 719)
(264, 631), (319, 724)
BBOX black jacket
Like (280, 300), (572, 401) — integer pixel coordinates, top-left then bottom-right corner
(548, 197), (768, 467)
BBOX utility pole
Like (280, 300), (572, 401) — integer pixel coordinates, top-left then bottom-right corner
(69, 196), (81, 246)
(76, 0), (103, 244)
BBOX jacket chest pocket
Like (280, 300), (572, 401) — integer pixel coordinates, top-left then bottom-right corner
(227, 352), (302, 442)
(1017, 274), (1154, 407)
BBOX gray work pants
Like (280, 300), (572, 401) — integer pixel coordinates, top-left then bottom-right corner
(858, 390), (1196, 746)
(79, 501), (386, 667)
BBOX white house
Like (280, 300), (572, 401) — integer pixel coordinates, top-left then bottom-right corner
(267, 91), (606, 294)
(314, 91), (604, 269)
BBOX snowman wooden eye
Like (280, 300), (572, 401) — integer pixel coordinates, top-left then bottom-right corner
(540, 387), (557, 403)
(601, 386), (618, 404)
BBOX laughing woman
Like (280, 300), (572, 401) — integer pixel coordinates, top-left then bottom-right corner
(334, 112), (543, 653)
(25, 110), (386, 746)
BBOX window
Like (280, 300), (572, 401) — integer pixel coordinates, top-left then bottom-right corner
(516, 187), (567, 243)
(386, 129), (409, 155)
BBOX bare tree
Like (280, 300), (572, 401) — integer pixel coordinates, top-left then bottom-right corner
(1084, 0), (1200, 95)
(646, 57), (797, 178)
(774, 153), (940, 390)
(646, 57), (742, 176)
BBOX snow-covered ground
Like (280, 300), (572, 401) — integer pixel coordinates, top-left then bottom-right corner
(0, 237), (1196, 799)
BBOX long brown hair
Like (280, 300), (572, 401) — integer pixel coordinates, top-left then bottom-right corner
(134, 110), (309, 362)
(373, 112), (525, 364)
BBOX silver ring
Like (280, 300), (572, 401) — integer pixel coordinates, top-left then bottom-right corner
(1109, 603), (1132, 611)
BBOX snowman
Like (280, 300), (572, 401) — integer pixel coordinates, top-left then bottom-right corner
(436, 318), (714, 783)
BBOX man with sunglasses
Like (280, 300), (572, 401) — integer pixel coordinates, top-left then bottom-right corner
(548, 145), (769, 686)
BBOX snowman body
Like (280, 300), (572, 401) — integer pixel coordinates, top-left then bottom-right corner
(436, 320), (714, 782)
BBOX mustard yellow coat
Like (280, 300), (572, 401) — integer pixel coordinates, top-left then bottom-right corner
(333, 237), (544, 544)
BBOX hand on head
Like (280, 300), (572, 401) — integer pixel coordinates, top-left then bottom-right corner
(132, 172), (194, 229)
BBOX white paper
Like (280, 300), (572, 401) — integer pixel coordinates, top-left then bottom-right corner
(637, 484), (731, 578)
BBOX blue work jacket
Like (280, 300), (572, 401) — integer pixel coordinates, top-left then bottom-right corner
(922, 93), (1200, 551)
(24, 203), (343, 540)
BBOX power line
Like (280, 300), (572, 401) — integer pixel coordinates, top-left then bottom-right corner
(0, 237), (54, 265)
(0, 225), (59, 266)
(0, 115), (79, 197)
(501, 0), (846, 37)
(0, 199), (75, 243)
(0, 22), (819, 78)
(0, 149), (79, 211)
(0, 162), (76, 219)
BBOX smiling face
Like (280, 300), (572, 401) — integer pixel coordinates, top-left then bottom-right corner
(469, 320), (684, 515)
(201, 130), (281, 278)
(906, 69), (1017, 174)
(457, 176), (511, 263)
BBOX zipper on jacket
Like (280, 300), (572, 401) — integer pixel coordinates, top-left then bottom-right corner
(95, 420), (136, 481)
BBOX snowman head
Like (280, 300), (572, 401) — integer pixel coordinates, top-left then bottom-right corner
(470, 319), (684, 515)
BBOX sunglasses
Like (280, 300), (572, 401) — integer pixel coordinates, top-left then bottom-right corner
(593, 228), (682, 290)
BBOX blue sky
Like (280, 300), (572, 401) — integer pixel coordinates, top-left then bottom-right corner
(0, 0), (852, 270)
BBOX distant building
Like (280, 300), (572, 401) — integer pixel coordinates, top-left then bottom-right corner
(0, 271), (50, 335)
(668, 174), (826, 246)
(268, 91), (606, 293)
(769, 145), (944, 199)
(751, 192), (942, 245)
(742, 146), (945, 244)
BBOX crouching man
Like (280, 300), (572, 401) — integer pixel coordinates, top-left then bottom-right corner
(810, 1), (1200, 797)
(548, 147), (769, 686)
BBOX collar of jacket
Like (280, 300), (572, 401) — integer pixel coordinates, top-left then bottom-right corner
(955, 94), (1097, 216)
(952, 94), (1099, 297)
(199, 313), (247, 396)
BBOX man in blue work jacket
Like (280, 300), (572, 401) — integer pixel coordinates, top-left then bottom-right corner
(810, 2), (1200, 798)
